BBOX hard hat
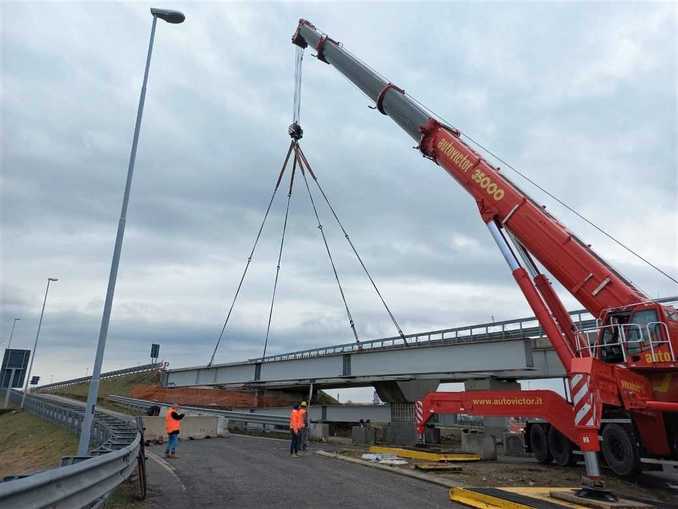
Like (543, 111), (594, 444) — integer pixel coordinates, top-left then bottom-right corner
(301, 401), (307, 407)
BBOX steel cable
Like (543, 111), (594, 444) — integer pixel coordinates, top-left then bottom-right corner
(261, 150), (298, 360)
(406, 95), (678, 289)
(208, 142), (295, 366)
(325, 40), (677, 288)
(297, 147), (408, 344)
(298, 147), (360, 343)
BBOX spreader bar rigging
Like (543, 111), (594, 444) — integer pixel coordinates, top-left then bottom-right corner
(208, 142), (295, 367)
(208, 43), (406, 365)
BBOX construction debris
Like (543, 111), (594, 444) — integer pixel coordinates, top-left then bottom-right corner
(360, 453), (407, 465)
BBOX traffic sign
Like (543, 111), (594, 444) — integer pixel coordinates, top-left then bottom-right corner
(1, 349), (30, 388)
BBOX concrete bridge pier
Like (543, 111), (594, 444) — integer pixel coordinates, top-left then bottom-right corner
(374, 380), (440, 445)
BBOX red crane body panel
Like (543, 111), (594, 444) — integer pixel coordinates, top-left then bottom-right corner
(418, 120), (648, 318)
(292, 19), (678, 467)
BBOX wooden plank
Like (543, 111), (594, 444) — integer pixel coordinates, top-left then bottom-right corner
(414, 463), (462, 472)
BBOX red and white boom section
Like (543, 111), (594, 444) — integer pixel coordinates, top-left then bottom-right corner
(292, 19), (678, 478)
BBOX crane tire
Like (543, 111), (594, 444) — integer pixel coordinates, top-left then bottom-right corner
(601, 423), (640, 477)
(530, 424), (552, 464)
(548, 426), (577, 466)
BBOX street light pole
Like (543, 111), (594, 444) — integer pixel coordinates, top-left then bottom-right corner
(2, 318), (20, 410)
(6, 318), (20, 351)
(21, 278), (58, 408)
(77, 7), (185, 456)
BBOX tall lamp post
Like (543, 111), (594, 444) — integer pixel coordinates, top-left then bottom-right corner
(77, 7), (185, 456)
(21, 278), (58, 408)
(2, 318), (20, 405)
(5, 318), (20, 350)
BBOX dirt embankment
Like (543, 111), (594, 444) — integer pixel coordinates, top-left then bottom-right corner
(130, 385), (307, 409)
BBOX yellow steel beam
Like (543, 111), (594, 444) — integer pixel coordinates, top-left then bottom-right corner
(368, 446), (480, 462)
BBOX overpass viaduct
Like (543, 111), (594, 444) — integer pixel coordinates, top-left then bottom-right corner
(165, 298), (675, 400)
(164, 297), (676, 441)
(165, 297), (677, 404)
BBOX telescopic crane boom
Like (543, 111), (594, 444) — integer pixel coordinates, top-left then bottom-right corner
(292, 19), (678, 480)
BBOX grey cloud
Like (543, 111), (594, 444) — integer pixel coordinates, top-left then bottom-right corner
(2, 2), (676, 397)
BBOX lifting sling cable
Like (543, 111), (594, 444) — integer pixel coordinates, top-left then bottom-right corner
(261, 150), (297, 360)
(298, 145), (360, 343)
(207, 141), (295, 366)
(341, 45), (677, 289)
(297, 148), (408, 344)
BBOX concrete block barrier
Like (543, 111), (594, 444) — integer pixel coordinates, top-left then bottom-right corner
(142, 416), (222, 442)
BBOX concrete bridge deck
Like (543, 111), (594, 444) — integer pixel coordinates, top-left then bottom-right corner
(165, 297), (677, 396)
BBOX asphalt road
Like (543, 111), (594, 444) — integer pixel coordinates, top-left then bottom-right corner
(142, 434), (459, 508)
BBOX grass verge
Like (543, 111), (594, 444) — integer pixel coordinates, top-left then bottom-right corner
(0, 409), (78, 478)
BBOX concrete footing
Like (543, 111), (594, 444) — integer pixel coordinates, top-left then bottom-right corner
(503, 432), (526, 457)
(352, 426), (376, 445)
(310, 423), (329, 441)
(424, 426), (441, 445)
(461, 430), (497, 460)
(383, 422), (417, 445)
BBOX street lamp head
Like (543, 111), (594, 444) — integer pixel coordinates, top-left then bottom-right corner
(150, 8), (185, 24)
(48, 277), (59, 282)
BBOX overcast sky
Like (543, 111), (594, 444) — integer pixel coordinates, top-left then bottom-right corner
(1, 2), (676, 400)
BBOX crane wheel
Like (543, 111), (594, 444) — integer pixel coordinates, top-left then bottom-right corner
(547, 426), (577, 466)
(529, 424), (552, 464)
(601, 423), (640, 477)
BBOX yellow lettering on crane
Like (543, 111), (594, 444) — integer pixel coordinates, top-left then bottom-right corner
(437, 138), (505, 201)
(437, 139), (474, 173)
(620, 380), (643, 393)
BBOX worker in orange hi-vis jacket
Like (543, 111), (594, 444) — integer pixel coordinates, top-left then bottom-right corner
(299, 401), (309, 452)
(289, 403), (302, 457)
(164, 403), (185, 458)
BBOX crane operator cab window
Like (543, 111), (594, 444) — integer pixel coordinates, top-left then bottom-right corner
(599, 315), (627, 363)
(600, 309), (662, 363)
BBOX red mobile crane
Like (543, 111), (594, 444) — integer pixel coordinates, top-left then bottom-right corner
(292, 20), (678, 480)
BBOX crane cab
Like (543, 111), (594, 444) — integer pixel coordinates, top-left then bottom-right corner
(579, 303), (678, 370)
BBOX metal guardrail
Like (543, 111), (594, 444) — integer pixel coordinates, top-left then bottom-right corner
(36, 362), (165, 393)
(0, 391), (144, 508)
(108, 394), (289, 428)
(0, 434), (141, 509)
(6, 391), (112, 449)
(246, 296), (678, 364)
